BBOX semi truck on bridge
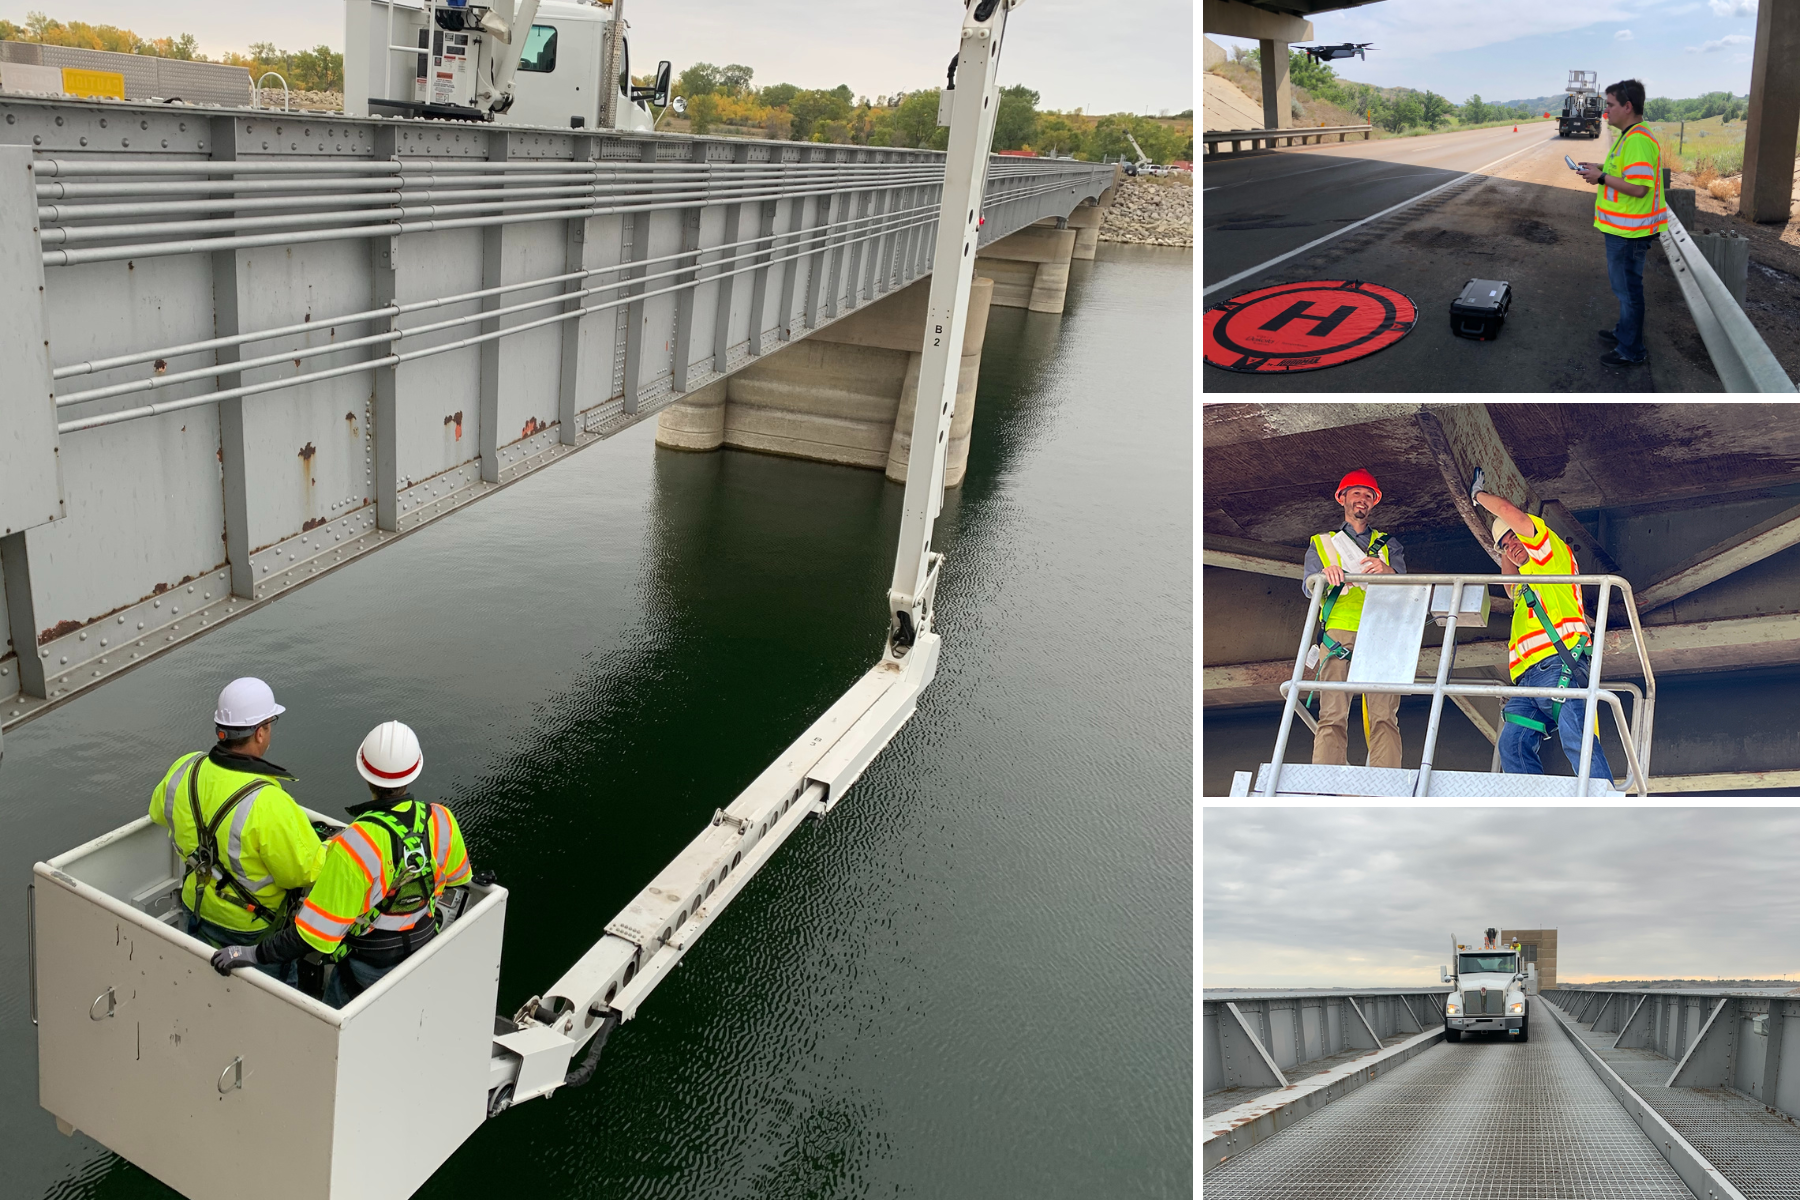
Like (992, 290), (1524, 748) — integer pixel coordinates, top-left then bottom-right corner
(1441, 928), (1532, 1041)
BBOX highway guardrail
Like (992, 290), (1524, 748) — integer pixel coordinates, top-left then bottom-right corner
(1660, 208), (1796, 392)
(1203, 125), (1372, 156)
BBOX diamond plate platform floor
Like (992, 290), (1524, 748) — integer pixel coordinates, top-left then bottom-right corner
(1570, 1018), (1800, 1200)
(1203, 1033), (1419, 1117)
(1206, 1004), (1691, 1199)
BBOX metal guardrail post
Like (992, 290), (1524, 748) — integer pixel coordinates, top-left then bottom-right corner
(1573, 582), (1611, 794)
(1659, 208), (1795, 392)
(1261, 576), (1328, 796)
(1414, 578), (1463, 796)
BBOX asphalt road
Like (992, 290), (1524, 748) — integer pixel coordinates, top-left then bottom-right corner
(1202, 123), (1720, 393)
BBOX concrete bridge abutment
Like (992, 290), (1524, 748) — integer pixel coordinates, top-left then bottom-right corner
(655, 274), (994, 488)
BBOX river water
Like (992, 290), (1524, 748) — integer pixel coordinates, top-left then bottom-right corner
(0, 243), (1192, 1200)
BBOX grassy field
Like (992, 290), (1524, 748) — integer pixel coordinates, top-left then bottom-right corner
(1642, 114), (1748, 178)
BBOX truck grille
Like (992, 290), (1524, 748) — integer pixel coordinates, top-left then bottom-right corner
(1464, 988), (1505, 1014)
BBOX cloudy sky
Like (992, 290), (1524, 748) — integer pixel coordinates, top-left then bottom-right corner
(1209, 0), (1764, 105)
(1205, 807), (1800, 988)
(5, 0), (1194, 114)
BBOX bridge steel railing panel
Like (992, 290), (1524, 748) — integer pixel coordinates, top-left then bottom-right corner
(1556, 987), (1800, 1122)
(0, 98), (1113, 731)
(1202, 989), (1453, 1096)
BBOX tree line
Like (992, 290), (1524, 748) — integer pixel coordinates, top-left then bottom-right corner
(675, 62), (1192, 161)
(0, 10), (343, 92)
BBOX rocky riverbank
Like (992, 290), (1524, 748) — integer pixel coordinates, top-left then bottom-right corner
(1101, 176), (1193, 248)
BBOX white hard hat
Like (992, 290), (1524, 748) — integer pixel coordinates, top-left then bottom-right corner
(357, 720), (423, 788)
(1492, 516), (1514, 547)
(214, 677), (285, 729)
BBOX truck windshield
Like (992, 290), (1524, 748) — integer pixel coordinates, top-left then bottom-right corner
(1459, 954), (1517, 974)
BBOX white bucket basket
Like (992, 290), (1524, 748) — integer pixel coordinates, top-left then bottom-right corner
(33, 814), (508, 1200)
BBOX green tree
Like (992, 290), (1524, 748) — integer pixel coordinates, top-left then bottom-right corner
(687, 91), (720, 134)
(1462, 94), (1489, 125)
(789, 87), (853, 140)
(1033, 111), (1085, 158)
(1420, 90), (1451, 130)
(758, 82), (798, 109)
(1644, 96), (1674, 122)
(993, 83), (1039, 150)
(890, 89), (946, 149)
(1288, 50), (1340, 99)
(718, 63), (753, 95)
(677, 62), (721, 97)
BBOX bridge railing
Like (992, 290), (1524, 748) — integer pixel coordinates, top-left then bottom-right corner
(1544, 986), (1800, 1121)
(1263, 572), (1657, 797)
(1202, 125), (1372, 156)
(1658, 206), (1795, 392)
(1202, 987), (1451, 1096)
(0, 97), (1112, 731)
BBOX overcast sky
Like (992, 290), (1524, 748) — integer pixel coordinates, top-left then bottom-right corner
(1209, 0), (1763, 104)
(5, 1), (1195, 115)
(1205, 807), (1800, 988)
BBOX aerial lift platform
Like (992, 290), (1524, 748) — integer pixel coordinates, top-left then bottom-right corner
(1230, 572), (1656, 797)
(26, 3), (1022, 1197)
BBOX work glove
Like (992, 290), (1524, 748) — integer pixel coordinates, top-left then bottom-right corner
(211, 943), (260, 976)
(1468, 465), (1488, 505)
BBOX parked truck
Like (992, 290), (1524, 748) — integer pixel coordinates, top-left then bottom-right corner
(1441, 928), (1534, 1042)
(1560, 70), (1602, 139)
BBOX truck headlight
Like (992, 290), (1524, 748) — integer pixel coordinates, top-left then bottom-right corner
(1446, 1002), (1460, 1014)
(1510, 1002), (1524, 1013)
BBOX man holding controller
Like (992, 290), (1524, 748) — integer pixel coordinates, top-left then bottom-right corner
(1569, 78), (1667, 370)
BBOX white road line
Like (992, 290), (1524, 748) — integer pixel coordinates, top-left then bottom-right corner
(1202, 138), (1552, 302)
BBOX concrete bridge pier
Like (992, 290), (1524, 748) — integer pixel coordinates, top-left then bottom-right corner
(976, 221), (1079, 314)
(655, 275), (994, 487)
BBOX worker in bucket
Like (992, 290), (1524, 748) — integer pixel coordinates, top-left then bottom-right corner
(1300, 469), (1407, 770)
(150, 678), (326, 985)
(213, 721), (473, 1007)
(1470, 471), (1614, 785)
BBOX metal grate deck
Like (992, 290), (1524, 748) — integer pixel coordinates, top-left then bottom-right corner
(1570, 1020), (1800, 1200)
(1206, 1005), (1691, 1198)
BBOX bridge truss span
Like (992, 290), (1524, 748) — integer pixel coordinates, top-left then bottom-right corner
(0, 97), (1112, 737)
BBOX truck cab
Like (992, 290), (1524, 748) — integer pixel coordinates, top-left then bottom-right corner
(1441, 928), (1533, 1042)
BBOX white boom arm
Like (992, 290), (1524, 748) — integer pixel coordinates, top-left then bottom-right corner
(482, 0), (1019, 1116)
(476, 0), (540, 114)
(1126, 131), (1151, 167)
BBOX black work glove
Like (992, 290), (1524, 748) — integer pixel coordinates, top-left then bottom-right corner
(1469, 465), (1488, 505)
(211, 943), (260, 976)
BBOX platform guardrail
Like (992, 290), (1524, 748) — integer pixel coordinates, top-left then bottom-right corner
(1264, 572), (1656, 797)
(1660, 207), (1796, 392)
(1202, 125), (1372, 156)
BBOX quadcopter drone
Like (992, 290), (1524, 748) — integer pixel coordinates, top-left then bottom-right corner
(1301, 43), (1376, 64)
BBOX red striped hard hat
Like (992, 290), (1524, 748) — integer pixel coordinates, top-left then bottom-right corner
(356, 721), (423, 788)
(1335, 469), (1382, 504)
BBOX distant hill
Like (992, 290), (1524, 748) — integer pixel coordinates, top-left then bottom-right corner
(1498, 95), (1564, 113)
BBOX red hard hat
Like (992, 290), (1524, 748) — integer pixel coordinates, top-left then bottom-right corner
(1335, 469), (1382, 504)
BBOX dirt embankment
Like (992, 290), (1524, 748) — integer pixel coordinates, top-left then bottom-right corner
(1101, 176), (1193, 248)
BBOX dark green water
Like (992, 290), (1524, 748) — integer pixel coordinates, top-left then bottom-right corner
(0, 243), (1192, 1200)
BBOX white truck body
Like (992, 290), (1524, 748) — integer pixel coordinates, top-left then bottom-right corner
(1441, 930), (1533, 1040)
(345, 0), (657, 131)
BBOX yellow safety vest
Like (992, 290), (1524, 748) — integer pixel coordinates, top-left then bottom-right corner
(149, 752), (327, 934)
(1593, 122), (1667, 238)
(1310, 527), (1391, 633)
(1507, 515), (1591, 679)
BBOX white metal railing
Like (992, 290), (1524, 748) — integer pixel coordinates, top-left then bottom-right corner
(1263, 572), (1658, 797)
(1660, 206), (1795, 392)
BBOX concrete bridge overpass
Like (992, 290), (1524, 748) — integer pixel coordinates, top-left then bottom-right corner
(1204, 984), (1800, 1198)
(1203, 401), (1800, 795)
(0, 94), (1114, 743)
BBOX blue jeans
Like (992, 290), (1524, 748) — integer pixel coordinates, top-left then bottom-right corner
(1603, 232), (1651, 361)
(1500, 657), (1614, 787)
(324, 955), (395, 1009)
(187, 911), (300, 988)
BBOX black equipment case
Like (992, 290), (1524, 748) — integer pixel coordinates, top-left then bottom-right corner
(1450, 279), (1512, 341)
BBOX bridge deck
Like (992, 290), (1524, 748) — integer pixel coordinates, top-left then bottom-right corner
(1206, 1005), (1691, 1198)
(1569, 1018), (1800, 1200)
(1201, 1032), (1417, 1117)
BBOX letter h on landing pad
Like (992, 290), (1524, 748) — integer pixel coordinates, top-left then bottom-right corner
(1258, 299), (1359, 339)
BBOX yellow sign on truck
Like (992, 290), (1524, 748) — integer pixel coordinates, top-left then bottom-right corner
(59, 68), (125, 99)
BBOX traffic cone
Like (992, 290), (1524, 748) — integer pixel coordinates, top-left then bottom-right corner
(1513, 125), (1518, 133)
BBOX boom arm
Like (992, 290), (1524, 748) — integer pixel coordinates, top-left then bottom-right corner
(482, 0), (1020, 1117)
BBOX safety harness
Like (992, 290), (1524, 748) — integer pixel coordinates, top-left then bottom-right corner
(343, 802), (440, 965)
(182, 761), (291, 928)
(1305, 531), (1390, 708)
(1502, 582), (1592, 738)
